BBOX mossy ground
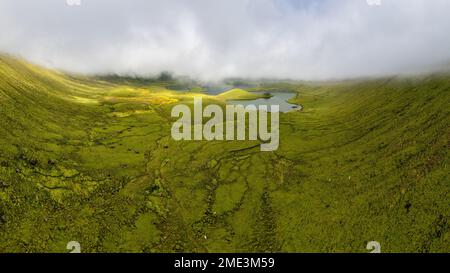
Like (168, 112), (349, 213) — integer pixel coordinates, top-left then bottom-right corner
(0, 55), (448, 253)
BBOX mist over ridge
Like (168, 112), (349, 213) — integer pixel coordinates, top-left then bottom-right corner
(1, 0), (450, 81)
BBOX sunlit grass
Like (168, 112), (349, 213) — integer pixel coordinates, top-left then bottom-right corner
(0, 54), (448, 253)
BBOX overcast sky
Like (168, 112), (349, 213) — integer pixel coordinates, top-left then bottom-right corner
(1, 0), (450, 80)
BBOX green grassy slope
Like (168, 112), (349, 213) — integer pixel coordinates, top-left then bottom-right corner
(276, 77), (449, 252)
(0, 55), (448, 252)
(216, 88), (270, 100)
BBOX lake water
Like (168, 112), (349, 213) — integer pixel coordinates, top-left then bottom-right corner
(227, 92), (301, 113)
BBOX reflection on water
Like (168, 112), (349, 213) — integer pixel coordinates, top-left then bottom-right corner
(227, 92), (302, 113)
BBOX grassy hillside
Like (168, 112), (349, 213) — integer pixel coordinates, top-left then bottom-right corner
(0, 55), (448, 253)
(216, 88), (270, 100)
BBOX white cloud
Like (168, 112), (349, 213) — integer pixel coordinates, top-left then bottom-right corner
(0, 0), (449, 80)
